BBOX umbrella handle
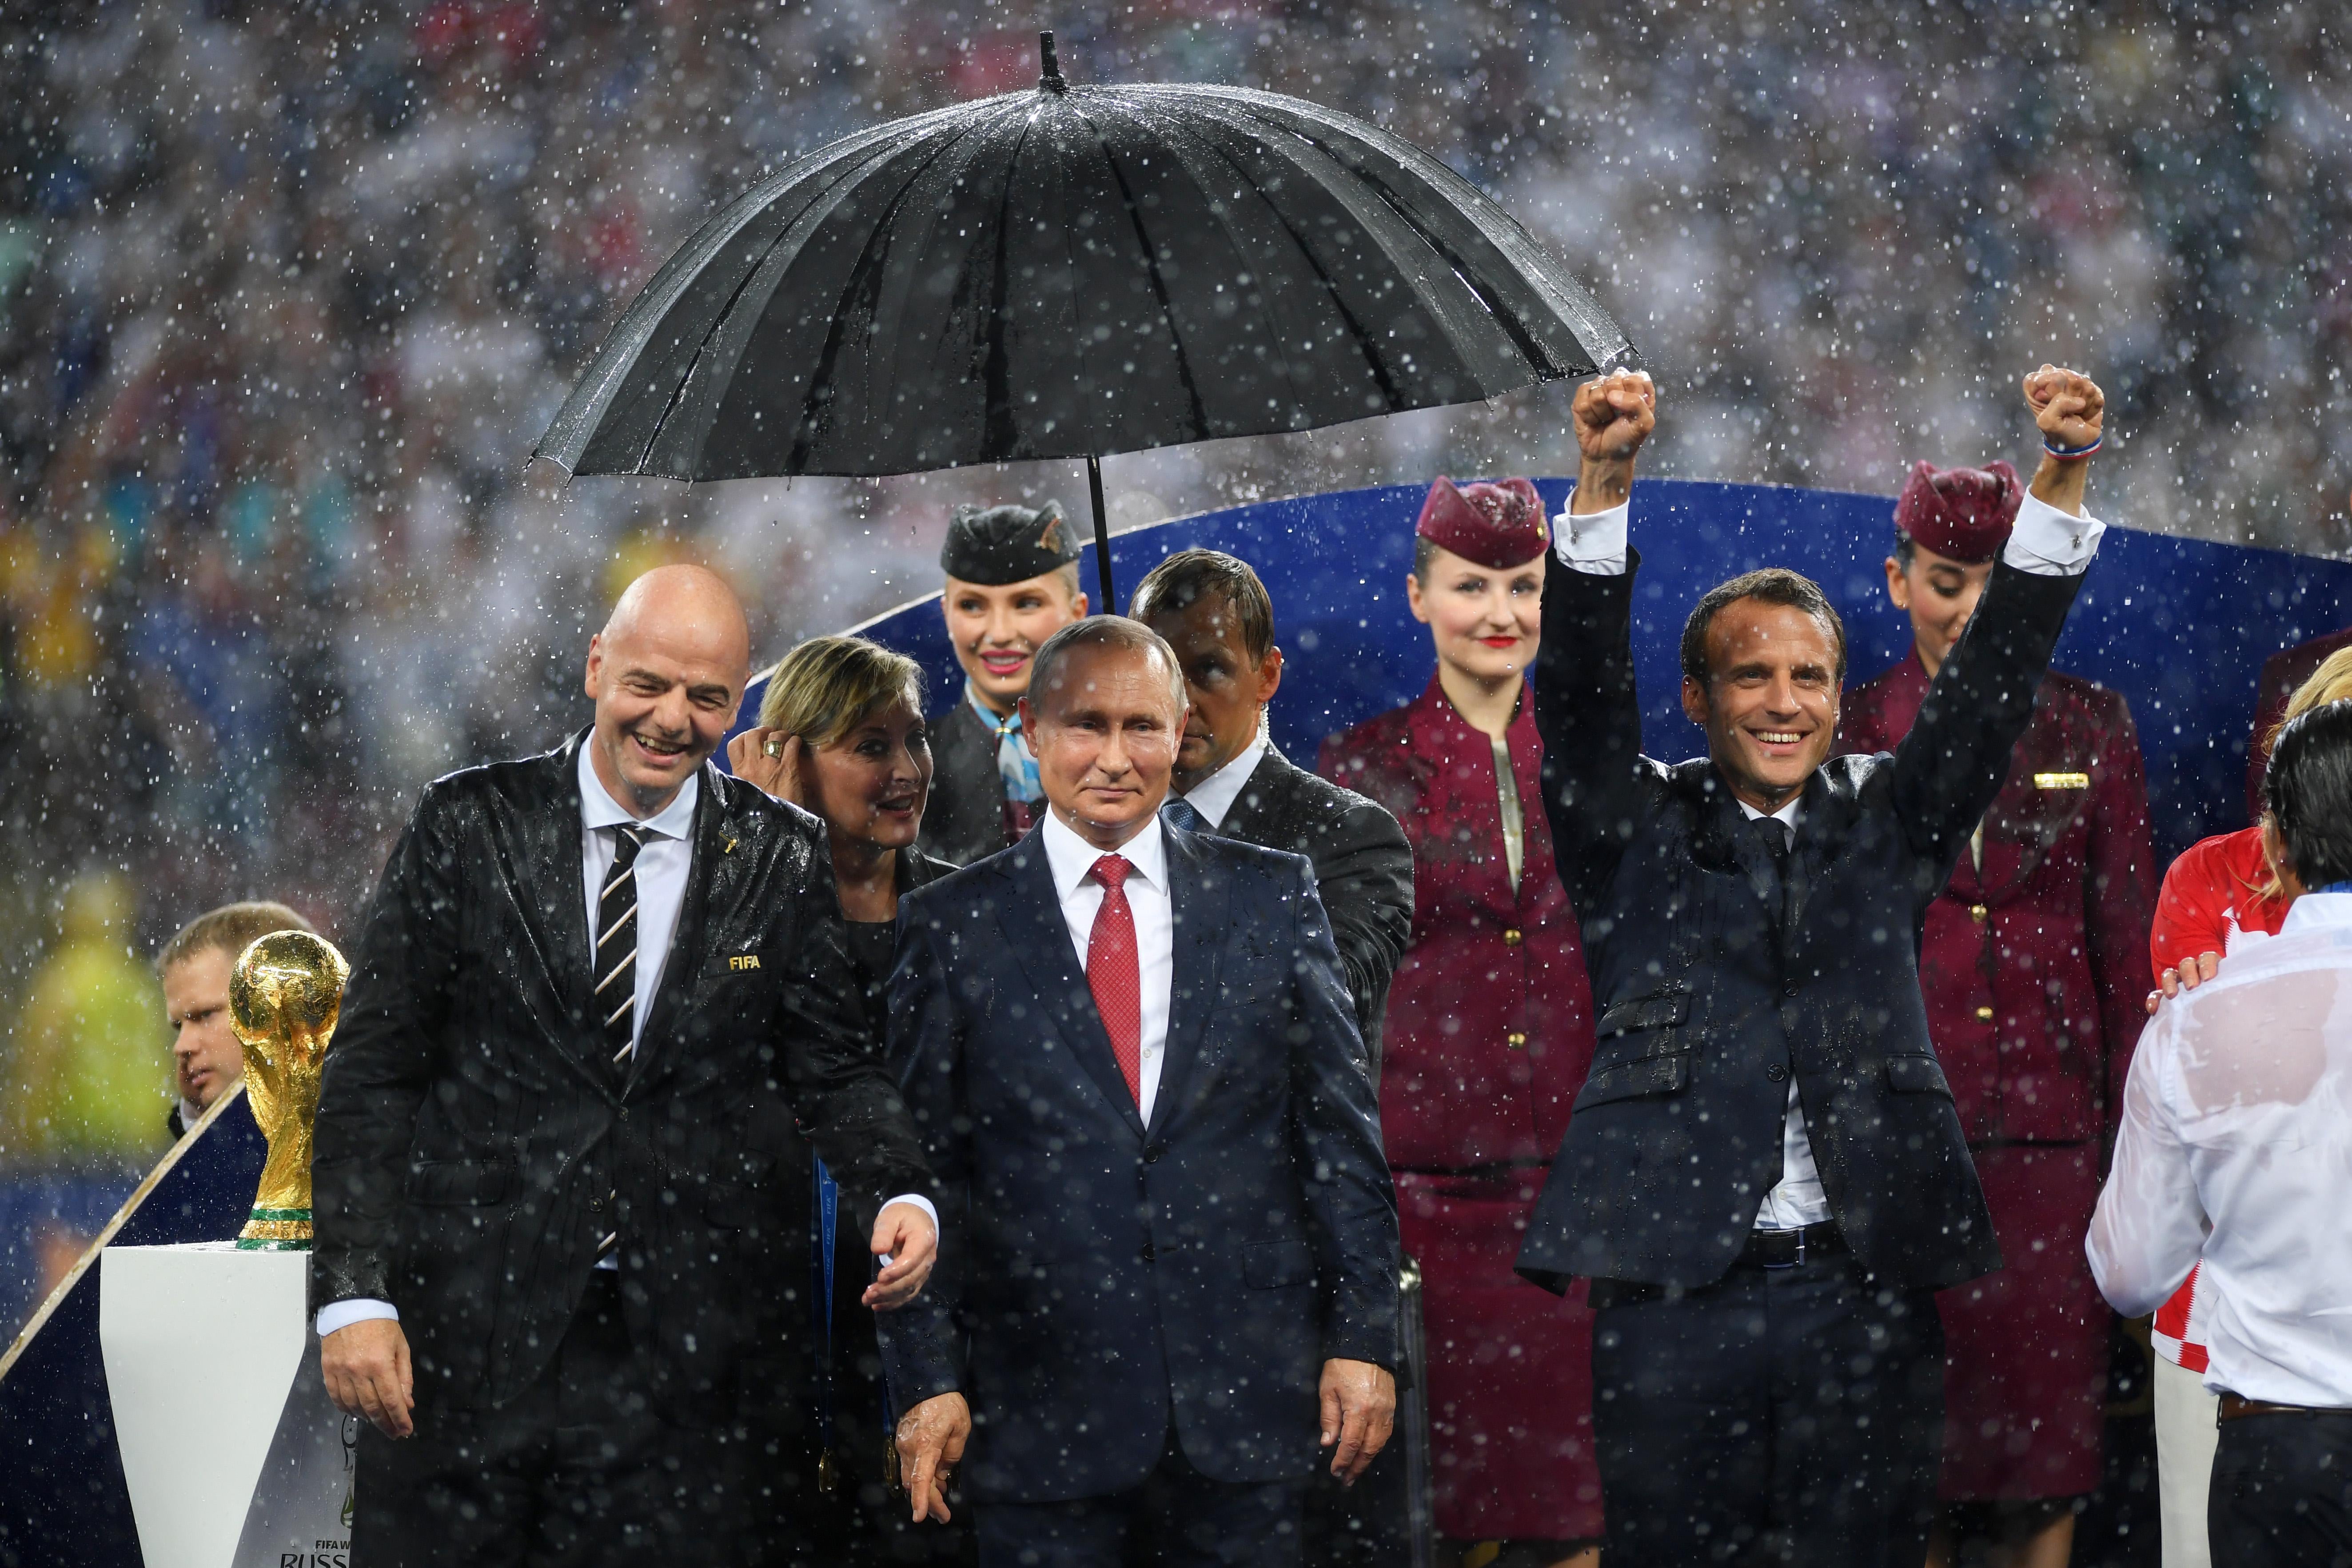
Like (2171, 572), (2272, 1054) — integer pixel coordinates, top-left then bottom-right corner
(1087, 454), (1116, 614)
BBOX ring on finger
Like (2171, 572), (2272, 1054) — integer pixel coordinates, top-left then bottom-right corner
(764, 740), (782, 758)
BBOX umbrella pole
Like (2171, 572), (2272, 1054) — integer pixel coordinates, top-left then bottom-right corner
(1086, 454), (1116, 614)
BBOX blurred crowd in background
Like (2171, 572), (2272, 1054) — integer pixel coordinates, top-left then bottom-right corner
(1, 0), (2348, 1324)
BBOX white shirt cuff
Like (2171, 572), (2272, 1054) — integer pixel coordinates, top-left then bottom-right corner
(879, 1193), (939, 1234)
(2002, 491), (2105, 576)
(875, 1193), (939, 1266)
(316, 1298), (399, 1337)
(1551, 499), (1630, 575)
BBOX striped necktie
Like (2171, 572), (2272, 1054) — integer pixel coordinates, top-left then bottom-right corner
(596, 824), (648, 1263)
(597, 825), (649, 1069)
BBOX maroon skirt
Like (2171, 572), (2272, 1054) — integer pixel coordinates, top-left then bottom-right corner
(1937, 1143), (2110, 1500)
(1396, 1168), (1603, 1543)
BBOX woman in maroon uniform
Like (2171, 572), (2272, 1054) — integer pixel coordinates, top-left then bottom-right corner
(1838, 460), (2157, 1568)
(1320, 478), (1600, 1568)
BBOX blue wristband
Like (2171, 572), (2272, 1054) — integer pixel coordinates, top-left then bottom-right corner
(2043, 434), (2102, 460)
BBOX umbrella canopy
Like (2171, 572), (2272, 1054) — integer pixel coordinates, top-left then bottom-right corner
(537, 34), (1634, 602)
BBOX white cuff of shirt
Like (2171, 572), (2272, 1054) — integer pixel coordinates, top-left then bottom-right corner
(2002, 491), (2105, 575)
(879, 1193), (939, 1235)
(1551, 499), (1630, 576)
(316, 1298), (399, 1337)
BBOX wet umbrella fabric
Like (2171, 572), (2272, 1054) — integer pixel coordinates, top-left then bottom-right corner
(535, 46), (1633, 601)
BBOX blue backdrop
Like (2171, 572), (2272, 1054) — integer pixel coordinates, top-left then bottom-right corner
(747, 478), (2352, 868)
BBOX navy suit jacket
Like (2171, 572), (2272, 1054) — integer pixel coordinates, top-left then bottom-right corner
(1517, 552), (2085, 1295)
(877, 821), (1400, 1502)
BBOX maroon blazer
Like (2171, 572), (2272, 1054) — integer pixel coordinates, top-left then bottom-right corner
(1839, 654), (2156, 1148)
(2246, 626), (2352, 822)
(1320, 678), (1595, 1170)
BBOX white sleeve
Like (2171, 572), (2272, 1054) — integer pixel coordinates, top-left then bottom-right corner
(2085, 1017), (2206, 1317)
(1550, 499), (1630, 576)
(2002, 491), (2106, 576)
(316, 1298), (400, 1337)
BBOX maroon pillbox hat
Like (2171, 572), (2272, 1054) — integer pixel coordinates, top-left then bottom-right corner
(1415, 476), (1549, 570)
(1893, 460), (2021, 565)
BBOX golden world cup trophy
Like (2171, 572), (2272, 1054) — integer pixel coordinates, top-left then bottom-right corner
(229, 930), (351, 1250)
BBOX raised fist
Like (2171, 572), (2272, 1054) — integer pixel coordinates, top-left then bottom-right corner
(1571, 368), (1657, 464)
(2023, 365), (2104, 451)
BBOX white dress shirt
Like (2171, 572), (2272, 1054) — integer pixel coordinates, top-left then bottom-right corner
(1177, 729), (1271, 832)
(1039, 808), (1176, 1125)
(1549, 481), (2108, 1235)
(320, 744), (935, 1336)
(2088, 891), (2352, 1407)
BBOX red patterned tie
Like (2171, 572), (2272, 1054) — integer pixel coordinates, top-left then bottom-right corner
(1087, 855), (1143, 1105)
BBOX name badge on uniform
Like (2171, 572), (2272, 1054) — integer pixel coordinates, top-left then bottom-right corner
(2032, 771), (2090, 790)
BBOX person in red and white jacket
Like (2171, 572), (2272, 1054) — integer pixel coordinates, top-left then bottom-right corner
(2142, 642), (2352, 1568)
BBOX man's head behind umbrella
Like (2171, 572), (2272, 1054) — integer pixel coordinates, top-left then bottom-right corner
(1019, 617), (1188, 852)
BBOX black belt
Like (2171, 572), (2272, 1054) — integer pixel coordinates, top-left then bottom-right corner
(1740, 1222), (1845, 1269)
(2218, 1392), (2352, 1423)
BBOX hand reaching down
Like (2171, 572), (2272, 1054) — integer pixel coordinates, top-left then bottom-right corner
(864, 1199), (937, 1310)
(322, 1317), (415, 1438)
(1318, 1357), (1397, 1485)
(896, 1392), (972, 1523)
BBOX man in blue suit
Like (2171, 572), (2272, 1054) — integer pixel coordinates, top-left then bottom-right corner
(882, 614), (1401, 1568)
(1518, 365), (2113, 1567)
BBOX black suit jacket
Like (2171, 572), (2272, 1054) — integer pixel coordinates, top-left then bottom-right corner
(314, 732), (932, 1424)
(877, 823), (1400, 1501)
(1214, 744), (1414, 1074)
(1517, 552), (2085, 1294)
(917, 698), (1009, 867)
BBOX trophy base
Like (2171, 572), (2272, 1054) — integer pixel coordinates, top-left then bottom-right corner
(237, 1207), (313, 1251)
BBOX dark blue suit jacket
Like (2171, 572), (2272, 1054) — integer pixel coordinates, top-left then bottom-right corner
(877, 821), (1399, 1502)
(1517, 553), (2085, 1294)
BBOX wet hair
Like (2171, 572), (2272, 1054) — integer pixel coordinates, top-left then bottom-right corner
(157, 901), (314, 977)
(2260, 646), (2352, 772)
(757, 635), (925, 747)
(1128, 550), (1275, 664)
(2263, 699), (2352, 890)
(1025, 616), (1186, 720)
(2252, 646), (2352, 898)
(1680, 569), (1849, 686)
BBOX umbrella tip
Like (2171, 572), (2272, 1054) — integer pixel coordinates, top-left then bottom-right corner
(1039, 30), (1065, 93)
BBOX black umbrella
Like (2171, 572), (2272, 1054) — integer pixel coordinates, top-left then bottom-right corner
(536, 33), (1634, 609)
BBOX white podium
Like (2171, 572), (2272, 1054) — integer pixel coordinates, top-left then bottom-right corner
(100, 1244), (353, 1568)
